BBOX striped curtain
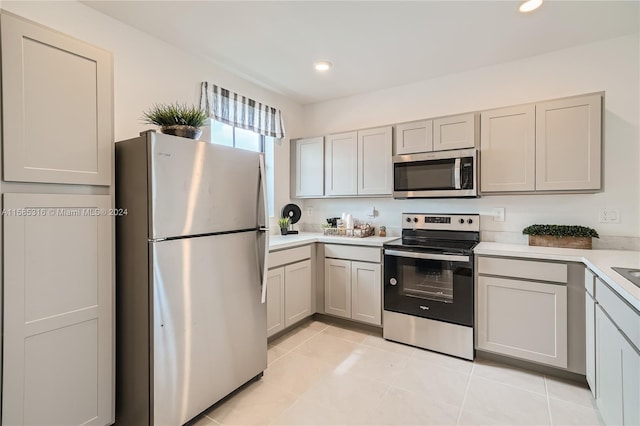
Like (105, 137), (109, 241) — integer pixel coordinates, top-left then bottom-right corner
(200, 82), (286, 140)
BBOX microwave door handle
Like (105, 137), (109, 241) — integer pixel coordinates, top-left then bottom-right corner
(454, 158), (461, 189)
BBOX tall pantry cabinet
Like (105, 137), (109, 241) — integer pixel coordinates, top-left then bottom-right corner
(0, 12), (114, 426)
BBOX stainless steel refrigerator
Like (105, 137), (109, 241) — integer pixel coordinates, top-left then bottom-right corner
(115, 131), (268, 425)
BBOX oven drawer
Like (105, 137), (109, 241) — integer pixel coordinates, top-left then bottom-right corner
(478, 256), (567, 283)
(324, 244), (380, 263)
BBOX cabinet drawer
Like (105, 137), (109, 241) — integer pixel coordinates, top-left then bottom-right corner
(478, 256), (567, 283)
(324, 244), (380, 263)
(596, 278), (640, 350)
(269, 245), (311, 269)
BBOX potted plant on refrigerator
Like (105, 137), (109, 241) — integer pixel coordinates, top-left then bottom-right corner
(278, 217), (290, 235)
(522, 224), (599, 249)
(142, 102), (208, 140)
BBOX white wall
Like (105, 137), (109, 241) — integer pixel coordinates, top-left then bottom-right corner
(297, 33), (640, 246)
(2, 0), (302, 222)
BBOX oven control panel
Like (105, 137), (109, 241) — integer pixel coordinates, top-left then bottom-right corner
(402, 213), (480, 231)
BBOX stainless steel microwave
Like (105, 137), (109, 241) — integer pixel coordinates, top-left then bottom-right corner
(393, 148), (478, 198)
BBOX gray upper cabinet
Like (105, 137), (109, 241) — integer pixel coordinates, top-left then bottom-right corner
(1, 13), (113, 185)
(481, 104), (536, 192)
(535, 94), (602, 191)
(433, 113), (477, 151)
(480, 93), (602, 194)
(324, 127), (392, 197)
(357, 126), (392, 195)
(395, 120), (433, 155)
(325, 131), (358, 196)
(294, 137), (324, 197)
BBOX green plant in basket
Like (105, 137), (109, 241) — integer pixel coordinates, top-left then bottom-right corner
(278, 217), (290, 229)
(142, 103), (208, 127)
(141, 102), (208, 140)
(522, 224), (599, 238)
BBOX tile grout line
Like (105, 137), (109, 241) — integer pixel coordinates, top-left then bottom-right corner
(455, 360), (476, 425)
(269, 322), (332, 363)
(544, 376), (554, 426)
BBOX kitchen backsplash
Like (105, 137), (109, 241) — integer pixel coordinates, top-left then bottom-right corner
(294, 197), (640, 251)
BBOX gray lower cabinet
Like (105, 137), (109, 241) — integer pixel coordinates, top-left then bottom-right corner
(283, 260), (313, 327)
(589, 269), (640, 426)
(324, 245), (382, 326)
(585, 290), (597, 396)
(266, 268), (285, 336)
(267, 246), (313, 337)
(2, 193), (113, 425)
(477, 275), (568, 368)
(476, 256), (580, 370)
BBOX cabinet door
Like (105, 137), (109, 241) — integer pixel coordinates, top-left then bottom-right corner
(324, 258), (352, 318)
(535, 94), (601, 191)
(477, 276), (568, 368)
(480, 105), (536, 192)
(1, 14), (113, 186)
(351, 261), (381, 325)
(2, 193), (113, 425)
(585, 292), (596, 397)
(295, 137), (324, 197)
(325, 132), (358, 196)
(596, 306), (624, 426)
(621, 336), (640, 426)
(357, 126), (392, 195)
(267, 268), (285, 337)
(284, 260), (312, 328)
(433, 113), (476, 151)
(396, 120), (432, 154)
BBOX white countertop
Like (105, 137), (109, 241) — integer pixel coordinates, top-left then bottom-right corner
(269, 232), (399, 251)
(475, 242), (640, 310)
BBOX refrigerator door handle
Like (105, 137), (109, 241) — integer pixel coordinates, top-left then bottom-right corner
(258, 154), (269, 304)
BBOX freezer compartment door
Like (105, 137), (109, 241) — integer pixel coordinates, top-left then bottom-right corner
(151, 231), (267, 426)
(150, 133), (261, 239)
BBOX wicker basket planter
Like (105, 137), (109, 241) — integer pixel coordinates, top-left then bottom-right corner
(523, 224), (598, 250)
(528, 235), (592, 249)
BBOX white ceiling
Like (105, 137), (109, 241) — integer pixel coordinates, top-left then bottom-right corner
(83, 1), (639, 105)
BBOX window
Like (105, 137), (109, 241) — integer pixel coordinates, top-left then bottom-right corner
(209, 119), (275, 217)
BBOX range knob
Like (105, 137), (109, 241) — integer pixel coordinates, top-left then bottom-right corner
(459, 218), (465, 224)
(413, 217), (419, 223)
(406, 217), (412, 223)
(467, 218), (474, 224)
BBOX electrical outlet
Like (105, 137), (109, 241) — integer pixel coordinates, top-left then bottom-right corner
(306, 207), (313, 217)
(492, 208), (505, 222)
(599, 208), (621, 224)
(368, 206), (377, 218)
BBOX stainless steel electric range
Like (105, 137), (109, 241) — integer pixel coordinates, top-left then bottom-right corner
(383, 213), (480, 360)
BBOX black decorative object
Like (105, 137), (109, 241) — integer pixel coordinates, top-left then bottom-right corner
(281, 204), (302, 234)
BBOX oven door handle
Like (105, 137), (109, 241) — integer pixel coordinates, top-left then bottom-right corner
(384, 249), (469, 263)
(454, 158), (461, 189)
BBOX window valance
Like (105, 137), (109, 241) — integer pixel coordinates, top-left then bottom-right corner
(200, 82), (285, 140)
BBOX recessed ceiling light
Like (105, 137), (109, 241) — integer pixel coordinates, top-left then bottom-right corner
(519, 0), (543, 13)
(314, 61), (332, 72)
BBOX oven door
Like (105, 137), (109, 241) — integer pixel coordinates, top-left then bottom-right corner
(383, 248), (473, 327)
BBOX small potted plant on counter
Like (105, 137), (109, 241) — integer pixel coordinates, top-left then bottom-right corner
(142, 102), (208, 140)
(522, 224), (599, 249)
(278, 217), (290, 235)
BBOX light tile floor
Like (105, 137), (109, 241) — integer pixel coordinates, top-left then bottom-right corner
(193, 319), (603, 426)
